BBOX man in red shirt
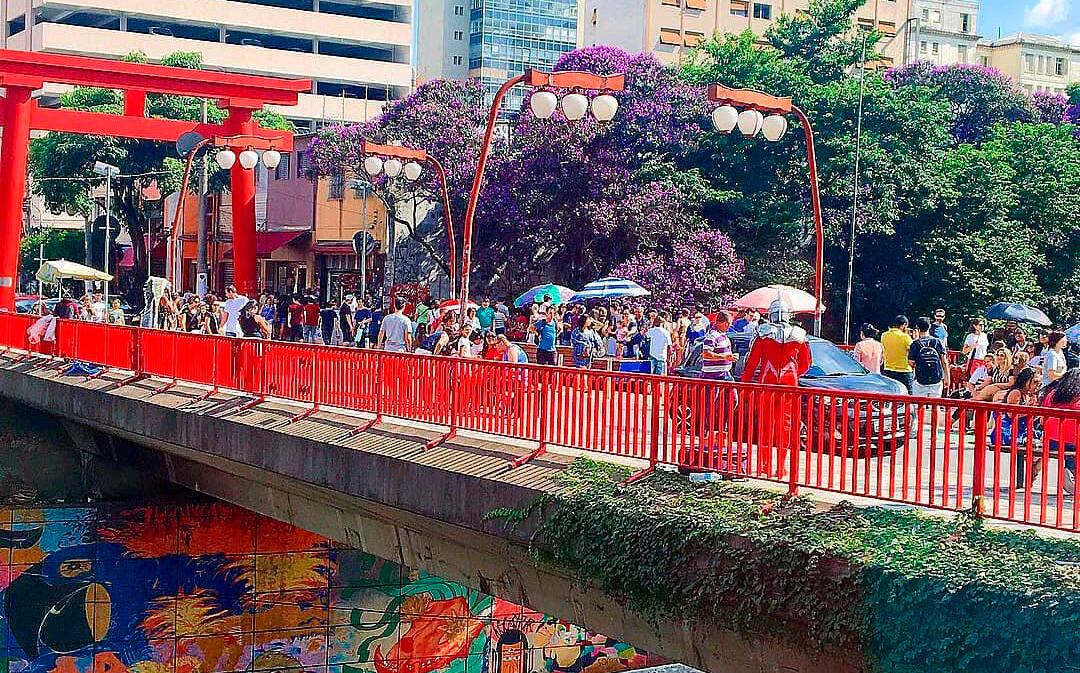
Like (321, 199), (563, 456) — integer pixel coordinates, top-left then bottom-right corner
(286, 295), (305, 342)
(303, 296), (320, 343)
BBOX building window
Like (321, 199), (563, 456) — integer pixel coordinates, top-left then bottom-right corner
(452, 55), (463, 65)
(684, 31), (705, 47)
(659, 28), (681, 45)
(455, 5), (464, 15)
(730, 0), (749, 17)
(453, 30), (463, 40)
(957, 45), (968, 63)
(329, 171), (344, 200)
(296, 151), (310, 179)
(931, 42), (939, 56)
(920, 41), (927, 55)
(752, 3), (771, 19)
(878, 20), (896, 36)
(1056, 57), (1067, 76)
(921, 8), (928, 21)
(960, 13), (970, 33)
(275, 152), (292, 180)
(1025, 53), (1035, 73)
(979, 55), (988, 66)
(661, 0), (680, 5)
(686, 0), (708, 9)
(7, 14), (25, 37)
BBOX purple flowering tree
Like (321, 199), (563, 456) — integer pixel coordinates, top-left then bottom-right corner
(471, 46), (744, 298)
(885, 62), (1036, 142)
(613, 230), (745, 307)
(1033, 90), (1068, 123)
(307, 79), (499, 281)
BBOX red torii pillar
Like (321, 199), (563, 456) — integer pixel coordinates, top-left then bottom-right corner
(0, 48), (310, 310)
(223, 103), (259, 297)
(0, 76), (39, 308)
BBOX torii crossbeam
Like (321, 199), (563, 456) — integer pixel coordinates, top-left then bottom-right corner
(0, 49), (312, 307)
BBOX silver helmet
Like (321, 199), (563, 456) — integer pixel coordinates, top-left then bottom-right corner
(768, 296), (792, 324)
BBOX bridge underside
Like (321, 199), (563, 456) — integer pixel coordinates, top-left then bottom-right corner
(0, 353), (862, 673)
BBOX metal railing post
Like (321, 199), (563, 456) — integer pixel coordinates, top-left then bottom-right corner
(510, 365), (548, 468)
(626, 375), (661, 484)
(971, 407), (988, 516)
(424, 356), (458, 450)
(788, 390), (802, 497)
(348, 350), (383, 436)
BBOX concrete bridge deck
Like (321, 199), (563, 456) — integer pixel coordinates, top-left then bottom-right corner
(0, 350), (861, 673)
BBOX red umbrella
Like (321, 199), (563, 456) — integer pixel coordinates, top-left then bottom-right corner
(730, 284), (823, 314)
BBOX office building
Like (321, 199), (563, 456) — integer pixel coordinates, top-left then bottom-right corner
(910, 0), (980, 65)
(0, 0), (414, 128)
(416, 0), (580, 113)
(580, 0), (914, 68)
(978, 33), (1080, 96)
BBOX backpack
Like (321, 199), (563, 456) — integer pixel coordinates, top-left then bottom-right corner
(912, 337), (943, 385)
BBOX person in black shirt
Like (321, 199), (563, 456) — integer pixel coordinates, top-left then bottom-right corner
(319, 301), (337, 345)
(338, 296), (355, 345)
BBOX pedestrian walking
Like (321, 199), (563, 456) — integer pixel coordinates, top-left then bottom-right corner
(881, 315), (915, 393)
(908, 317), (950, 397)
(646, 314), (672, 375)
(377, 297), (412, 353)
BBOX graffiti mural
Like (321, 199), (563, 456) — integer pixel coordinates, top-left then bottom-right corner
(0, 502), (658, 673)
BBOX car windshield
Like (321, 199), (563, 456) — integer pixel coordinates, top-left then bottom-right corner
(805, 340), (867, 377)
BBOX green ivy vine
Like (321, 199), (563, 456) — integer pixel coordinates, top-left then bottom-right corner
(488, 458), (1080, 673)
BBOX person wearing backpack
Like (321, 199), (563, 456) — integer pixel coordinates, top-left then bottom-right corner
(908, 316), (950, 398)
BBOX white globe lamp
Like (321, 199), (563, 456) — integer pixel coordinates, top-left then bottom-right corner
(561, 93), (589, 121)
(529, 90), (558, 119)
(736, 109), (764, 138)
(261, 149), (282, 169)
(403, 162), (423, 181)
(590, 94), (619, 122)
(761, 115), (789, 142)
(383, 158), (403, 178)
(363, 155), (384, 176)
(238, 149), (260, 170)
(215, 149), (237, 170)
(711, 105), (739, 133)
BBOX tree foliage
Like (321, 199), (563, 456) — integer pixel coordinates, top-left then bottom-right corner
(29, 51), (291, 296)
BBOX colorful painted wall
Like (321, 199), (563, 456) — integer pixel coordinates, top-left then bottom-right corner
(0, 501), (658, 673)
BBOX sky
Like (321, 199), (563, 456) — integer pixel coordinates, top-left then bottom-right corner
(980, 0), (1080, 45)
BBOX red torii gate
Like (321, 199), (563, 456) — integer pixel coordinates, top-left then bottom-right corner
(0, 49), (311, 308)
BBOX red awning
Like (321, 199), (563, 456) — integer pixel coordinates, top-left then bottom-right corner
(223, 231), (308, 258)
(313, 242), (356, 255)
(118, 247), (134, 268)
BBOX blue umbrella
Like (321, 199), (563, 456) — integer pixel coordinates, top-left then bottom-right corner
(1066, 323), (1080, 343)
(514, 283), (576, 308)
(984, 302), (1052, 327)
(571, 277), (651, 302)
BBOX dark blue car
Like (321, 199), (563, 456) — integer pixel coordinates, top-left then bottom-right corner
(671, 333), (908, 455)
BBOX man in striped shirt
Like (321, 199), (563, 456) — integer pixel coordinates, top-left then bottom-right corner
(702, 311), (738, 380)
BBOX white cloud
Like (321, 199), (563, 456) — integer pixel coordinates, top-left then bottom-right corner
(1071, 30), (1080, 45)
(1025, 0), (1070, 27)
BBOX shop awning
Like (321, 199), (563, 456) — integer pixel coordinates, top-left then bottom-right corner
(223, 231), (309, 258)
(313, 242), (357, 255)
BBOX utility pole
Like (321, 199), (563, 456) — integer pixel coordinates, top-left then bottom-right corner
(196, 98), (209, 296)
(844, 33), (868, 345)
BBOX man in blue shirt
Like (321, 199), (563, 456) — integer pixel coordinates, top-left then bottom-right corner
(531, 307), (560, 365)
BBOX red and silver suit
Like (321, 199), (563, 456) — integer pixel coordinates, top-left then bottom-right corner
(740, 299), (812, 477)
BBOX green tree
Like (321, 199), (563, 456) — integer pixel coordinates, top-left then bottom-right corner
(19, 229), (86, 289)
(29, 51), (291, 295)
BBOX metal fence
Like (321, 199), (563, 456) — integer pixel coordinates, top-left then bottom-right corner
(3, 313), (1078, 533)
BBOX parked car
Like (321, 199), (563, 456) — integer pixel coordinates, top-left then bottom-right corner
(670, 333), (909, 457)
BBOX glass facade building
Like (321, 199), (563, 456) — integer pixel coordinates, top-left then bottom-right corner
(468, 0), (579, 114)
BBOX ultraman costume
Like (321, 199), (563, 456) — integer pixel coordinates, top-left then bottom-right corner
(740, 298), (812, 476)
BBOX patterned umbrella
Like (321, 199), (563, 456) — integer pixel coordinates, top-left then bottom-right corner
(513, 283), (576, 308)
(731, 284), (822, 314)
(570, 277), (650, 302)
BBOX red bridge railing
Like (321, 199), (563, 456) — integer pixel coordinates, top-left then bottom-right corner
(3, 313), (1078, 533)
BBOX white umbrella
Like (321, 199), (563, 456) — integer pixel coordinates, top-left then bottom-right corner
(571, 277), (650, 302)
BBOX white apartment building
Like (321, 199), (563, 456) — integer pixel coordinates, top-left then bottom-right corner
(910, 0), (979, 65)
(0, 0), (413, 128)
(978, 33), (1080, 96)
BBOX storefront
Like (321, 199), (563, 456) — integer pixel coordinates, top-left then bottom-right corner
(315, 242), (385, 304)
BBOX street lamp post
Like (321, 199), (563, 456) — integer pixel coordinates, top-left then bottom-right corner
(92, 161), (119, 307)
(357, 140), (458, 299)
(170, 135), (282, 293)
(458, 69), (625, 311)
(707, 85), (825, 335)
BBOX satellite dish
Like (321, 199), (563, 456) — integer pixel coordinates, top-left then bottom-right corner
(176, 131), (206, 158)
